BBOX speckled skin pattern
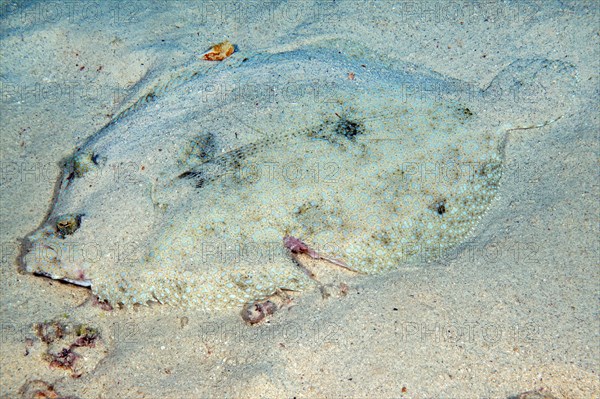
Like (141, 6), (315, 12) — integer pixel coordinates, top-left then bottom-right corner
(22, 49), (566, 310)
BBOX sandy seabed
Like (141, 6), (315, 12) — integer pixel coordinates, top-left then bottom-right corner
(1, 1), (598, 398)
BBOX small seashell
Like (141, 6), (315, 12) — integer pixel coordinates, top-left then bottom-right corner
(201, 40), (234, 61)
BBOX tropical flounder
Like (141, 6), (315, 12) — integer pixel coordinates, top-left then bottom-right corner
(20, 47), (574, 310)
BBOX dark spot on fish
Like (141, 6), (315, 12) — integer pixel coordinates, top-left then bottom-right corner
(437, 202), (446, 215)
(178, 170), (207, 188)
(334, 114), (363, 140)
(429, 199), (447, 216)
(457, 107), (473, 119)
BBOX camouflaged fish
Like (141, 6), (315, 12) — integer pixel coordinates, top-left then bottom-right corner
(20, 46), (575, 310)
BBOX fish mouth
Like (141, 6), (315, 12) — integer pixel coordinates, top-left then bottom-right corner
(33, 271), (92, 288)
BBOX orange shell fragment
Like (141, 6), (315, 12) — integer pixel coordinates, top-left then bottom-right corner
(201, 40), (234, 61)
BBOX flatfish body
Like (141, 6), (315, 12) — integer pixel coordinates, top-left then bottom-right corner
(21, 48), (574, 309)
